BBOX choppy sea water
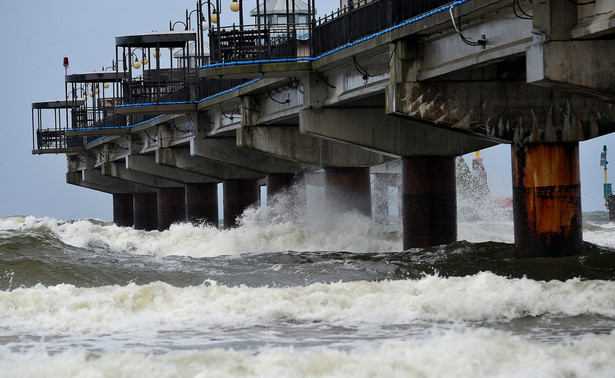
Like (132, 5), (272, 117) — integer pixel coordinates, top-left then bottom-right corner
(0, 198), (614, 377)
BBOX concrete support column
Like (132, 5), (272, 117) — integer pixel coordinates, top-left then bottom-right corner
(185, 183), (218, 226)
(157, 187), (186, 231)
(325, 167), (371, 217)
(113, 193), (134, 227)
(266, 173), (307, 221)
(266, 173), (297, 200)
(402, 156), (457, 249)
(223, 179), (259, 228)
(374, 174), (389, 225)
(511, 143), (582, 258)
(133, 193), (158, 231)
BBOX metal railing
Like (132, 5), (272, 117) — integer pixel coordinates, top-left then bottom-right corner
(208, 23), (312, 64)
(312, 0), (452, 56)
(205, 0), (452, 64)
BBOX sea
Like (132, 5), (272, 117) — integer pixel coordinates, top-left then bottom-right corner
(1, 191), (614, 377)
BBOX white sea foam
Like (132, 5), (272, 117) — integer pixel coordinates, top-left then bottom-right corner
(584, 219), (615, 249)
(1, 273), (614, 334)
(2, 214), (401, 257)
(4, 207), (615, 257)
(1, 329), (614, 378)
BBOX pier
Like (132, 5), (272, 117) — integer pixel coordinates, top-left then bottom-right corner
(31, 0), (615, 257)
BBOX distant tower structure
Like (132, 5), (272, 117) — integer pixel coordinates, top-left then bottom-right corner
(472, 151), (489, 199)
(250, 0), (314, 27)
(456, 152), (490, 202)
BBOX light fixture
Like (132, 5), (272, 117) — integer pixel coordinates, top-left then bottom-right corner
(104, 82), (110, 89)
(89, 90), (93, 97)
(95, 87), (100, 95)
(153, 49), (161, 59)
(141, 57), (149, 65)
(83, 94), (87, 101)
(230, 0), (240, 12)
(133, 58), (141, 70)
(202, 19), (209, 30)
(210, 12), (218, 24)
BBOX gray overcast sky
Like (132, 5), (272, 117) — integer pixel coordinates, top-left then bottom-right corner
(0, 1), (612, 221)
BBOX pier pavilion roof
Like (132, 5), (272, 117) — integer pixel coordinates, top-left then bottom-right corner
(65, 71), (125, 83)
(31, 99), (85, 109)
(115, 30), (195, 48)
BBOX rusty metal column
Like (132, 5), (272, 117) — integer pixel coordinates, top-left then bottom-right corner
(223, 179), (259, 228)
(512, 143), (582, 258)
(113, 193), (134, 227)
(157, 187), (186, 231)
(402, 156), (457, 249)
(325, 167), (371, 217)
(185, 183), (218, 226)
(133, 193), (158, 231)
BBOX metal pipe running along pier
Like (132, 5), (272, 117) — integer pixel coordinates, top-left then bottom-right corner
(31, 0), (615, 258)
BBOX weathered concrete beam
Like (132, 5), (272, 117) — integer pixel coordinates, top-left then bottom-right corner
(527, 40), (615, 102)
(388, 80), (615, 144)
(300, 108), (495, 156)
(572, 1), (615, 39)
(102, 161), (184, 188)
(66, 171), (124, 195)
(391, 16), (533, 82)
(126, 154), (218, 184)
(82, 168), (155, 194)
(191, 137), (310, 174)
(156, 147), (262, 180)
(237, 125), (391, 167)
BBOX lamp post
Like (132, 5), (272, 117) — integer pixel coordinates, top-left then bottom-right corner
(193, 1), (243, 65)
